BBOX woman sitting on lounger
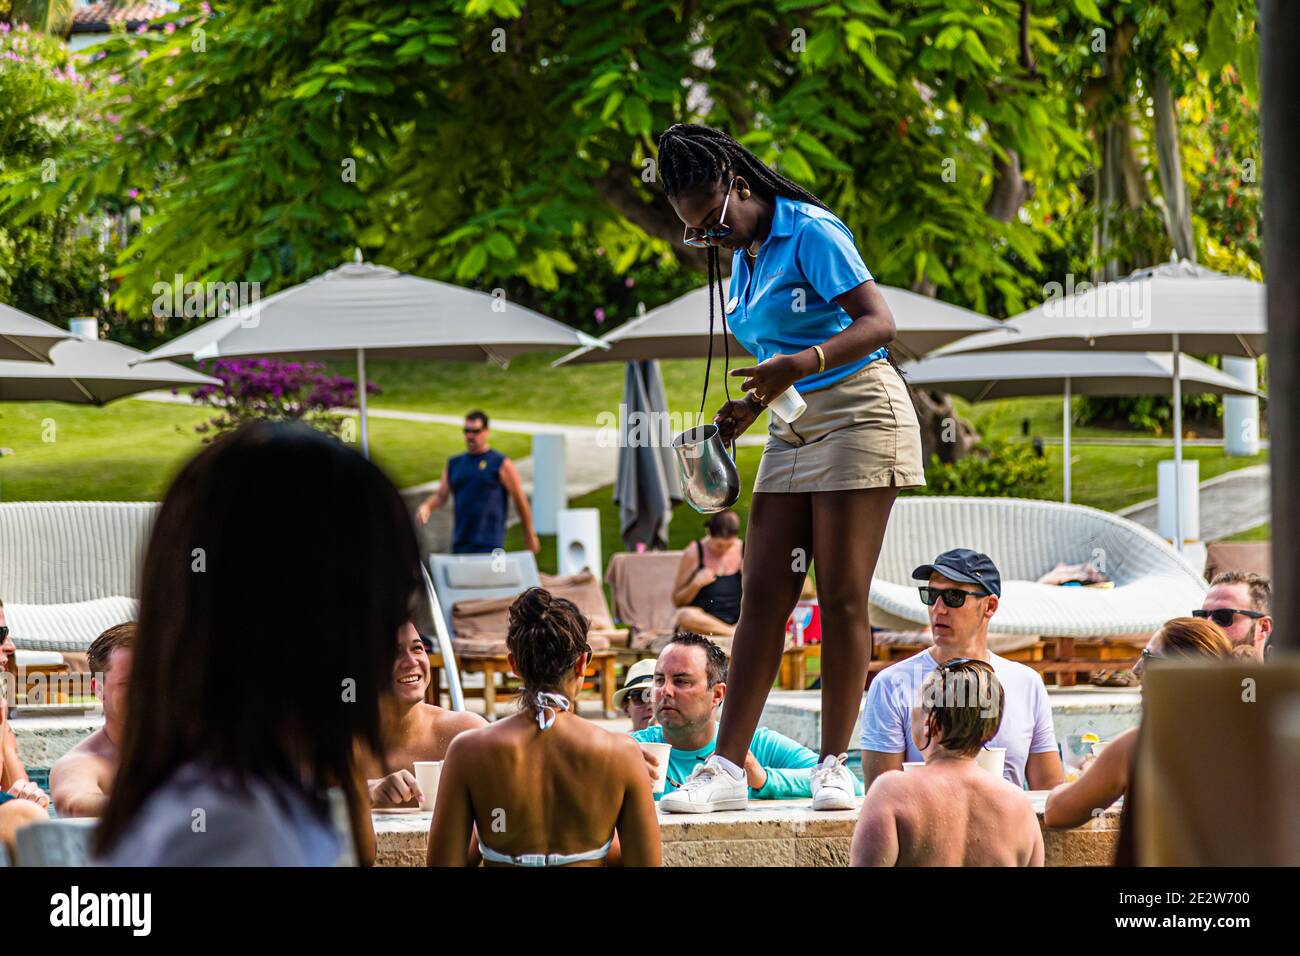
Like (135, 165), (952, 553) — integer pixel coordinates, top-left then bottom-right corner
(671, 510), (744, 641)
(428, 588), (660, 867)
(1043, 616), (1232, 829)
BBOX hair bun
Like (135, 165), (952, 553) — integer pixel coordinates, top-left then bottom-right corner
(512, 587), (553, 627)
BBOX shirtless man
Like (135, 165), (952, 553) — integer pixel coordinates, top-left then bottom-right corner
(362, 623), (487, 808)
(851, 659), (1043, 867)
(50, 623), (133, 817)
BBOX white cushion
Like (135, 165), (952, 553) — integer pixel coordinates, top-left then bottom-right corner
(4, 596), (138, 652)
(443, 561), (522, 589)
(14, 649), (65, 667)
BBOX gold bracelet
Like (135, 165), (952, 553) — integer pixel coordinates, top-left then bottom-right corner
(812, 344), (826, 374)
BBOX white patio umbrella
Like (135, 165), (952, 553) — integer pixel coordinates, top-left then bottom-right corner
(0, 303), (75, 363)
(139, 254), (606, 456)
(936, 259), (1266, 549)
(550, 282), (1007, 367)
(902, 351), (1264, 503)
(0, 337), (219, 404)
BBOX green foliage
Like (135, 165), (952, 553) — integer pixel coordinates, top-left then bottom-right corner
(911, 439), (1051, 498)
(0, 25), (118, 322)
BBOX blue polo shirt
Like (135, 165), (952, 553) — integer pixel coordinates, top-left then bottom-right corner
(726, 196), (887, 393)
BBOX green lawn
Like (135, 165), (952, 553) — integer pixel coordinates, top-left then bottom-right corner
(0, 399), (528, 501)
(1225, 522), (1270, 542)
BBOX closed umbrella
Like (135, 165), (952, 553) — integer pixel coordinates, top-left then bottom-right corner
(613, 360), (682, 549)
(902, 351), (1263, 502)
(139, 254), (605, 456)
(937, 260), (1266, 548)
(551, 283), (1006, 367)
(0, 303), (74, 363)
(0, 337), (219, 404)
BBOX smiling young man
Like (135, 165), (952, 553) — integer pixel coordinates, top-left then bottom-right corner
(361, 623), (487, 808)
(859, 549), (1063, 793)
(632, 632), (861, 810)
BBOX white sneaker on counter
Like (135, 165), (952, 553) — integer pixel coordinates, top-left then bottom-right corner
(811, 753), (857, 810)
(658, 755), (748, 814)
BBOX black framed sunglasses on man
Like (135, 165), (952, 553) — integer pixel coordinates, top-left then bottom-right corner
(1192, 607), (1265, 629)
(918, 586), (988, 609)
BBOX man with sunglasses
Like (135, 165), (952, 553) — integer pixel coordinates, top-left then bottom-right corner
(859, 548), (1063, 792)
(416, 409), (540, 555)
(1197, 570), (1272, 661)
(612, 658), (657, 731)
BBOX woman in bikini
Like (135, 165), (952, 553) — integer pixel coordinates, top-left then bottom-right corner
(427, 588), (660, 866)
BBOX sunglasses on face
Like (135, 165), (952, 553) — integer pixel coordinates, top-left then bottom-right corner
(624, 686), (652, 706)
(0, 625), (8, 642)
(938, 656), (994, 673)
(683, 178), (736, 247)
(918, 586), (987, 608)
(463, 427), (484, 435)
(1140, 647), (1162, 664)
(1192, 607), (1264, 628)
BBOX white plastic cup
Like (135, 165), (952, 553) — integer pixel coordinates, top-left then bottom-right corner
(766, 385), (807, 423)
(413, 760), (443, 812)
(976, 747), (1006, 778)
(639, 742), (672, 794)
(901, 761), (926, 773)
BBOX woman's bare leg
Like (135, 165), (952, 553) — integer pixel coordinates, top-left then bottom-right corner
(810, 487), (898, 759)
(714, 491), (813, 766)
(672, 606), (737, 638)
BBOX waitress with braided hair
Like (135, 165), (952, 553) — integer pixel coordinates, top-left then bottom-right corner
(654, 123), (924, 814)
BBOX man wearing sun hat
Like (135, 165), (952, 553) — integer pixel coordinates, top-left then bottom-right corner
(859, 548), (1063, 793)
(613, 658), (658, 731)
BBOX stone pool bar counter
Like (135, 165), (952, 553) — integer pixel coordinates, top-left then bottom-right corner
(373, 794), (1120, 867)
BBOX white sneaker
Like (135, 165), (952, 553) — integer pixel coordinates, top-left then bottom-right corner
(811, 753), (857, 810)
(658, 756), (748, 814)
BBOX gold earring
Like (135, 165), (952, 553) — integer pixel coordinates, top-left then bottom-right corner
(739, 187), (751, 200)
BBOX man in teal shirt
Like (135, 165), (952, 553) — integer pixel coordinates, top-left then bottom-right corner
(631, 633), (862, 804)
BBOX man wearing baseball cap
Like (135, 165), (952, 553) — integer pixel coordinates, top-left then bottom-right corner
(859, 548), (1063, 791)
(613, 658), (658, 732)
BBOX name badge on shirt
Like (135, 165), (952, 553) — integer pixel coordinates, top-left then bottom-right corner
(726, 295), (738, 314)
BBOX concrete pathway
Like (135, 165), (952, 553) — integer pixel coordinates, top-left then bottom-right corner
(1116, 464), (1270, 542)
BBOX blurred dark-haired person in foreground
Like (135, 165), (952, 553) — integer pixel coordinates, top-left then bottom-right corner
(50, 623), (135, 818)
(1044, 617), (1233, 829)
(852, 659), (1043, 867)
(428, 588), (660, 866)
(94, 422), (423, 866)
(361, 622), (486, 808)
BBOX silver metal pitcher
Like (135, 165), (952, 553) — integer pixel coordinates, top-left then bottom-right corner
(671, 423), (740, 514)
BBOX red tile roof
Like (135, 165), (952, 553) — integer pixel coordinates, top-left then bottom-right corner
(71, 2), (176, 33)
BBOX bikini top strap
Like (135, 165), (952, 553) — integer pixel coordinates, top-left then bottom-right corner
(534, 691), (570, 731)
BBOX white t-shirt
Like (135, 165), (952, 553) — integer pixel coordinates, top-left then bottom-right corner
(96, 761), (342, 867)
(859, 648), (1057, 788)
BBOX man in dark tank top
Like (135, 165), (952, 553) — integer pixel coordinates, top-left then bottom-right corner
(416, 410), (540, 555)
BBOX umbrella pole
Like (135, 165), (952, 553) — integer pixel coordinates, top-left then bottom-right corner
(1063, 377), (1072, 504)
(357, 348), (370, 458)
(1172, 337), (1183, 552)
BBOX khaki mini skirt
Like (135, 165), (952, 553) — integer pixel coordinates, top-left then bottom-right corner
(753, 358), (926, 494)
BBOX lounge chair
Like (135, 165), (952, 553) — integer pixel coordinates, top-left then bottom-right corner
(426, 552), (620, 718)
(0, 501), (154, 658)
(603, 550), (819, 689)
(868, 496), (1209, 682)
